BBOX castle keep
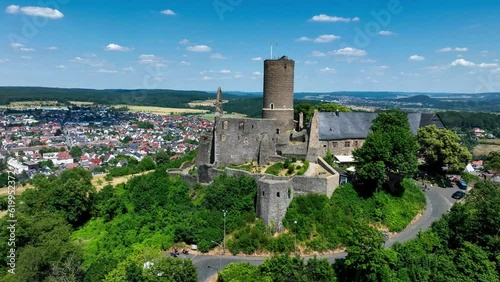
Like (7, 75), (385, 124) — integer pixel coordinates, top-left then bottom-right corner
(262, 57), (295, 134)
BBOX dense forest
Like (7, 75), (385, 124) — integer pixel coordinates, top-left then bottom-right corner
(439, 111), (500, 132)
(0, 87), (213, 109)
(0, 155), (427, 281)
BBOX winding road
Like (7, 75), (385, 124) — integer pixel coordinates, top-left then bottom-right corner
(190, 184), (460, 282)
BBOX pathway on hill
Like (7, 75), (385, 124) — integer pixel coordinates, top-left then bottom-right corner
(192, 183), (459, 282)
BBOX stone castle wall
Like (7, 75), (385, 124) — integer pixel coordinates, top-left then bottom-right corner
(213, 117), (278, 166)
(196, 163), (339, 232)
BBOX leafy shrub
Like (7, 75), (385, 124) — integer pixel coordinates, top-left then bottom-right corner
(265, 162), (284, 176)
(296, 160), (310, 175)
(460, 172), (479, 183)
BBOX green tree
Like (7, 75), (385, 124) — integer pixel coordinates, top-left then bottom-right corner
(304, 257), (337, 282)
(138, 157), (156, 171)
(342, 223), (398, 281)
(353, 110), (418, 193)
(0, 211), (84, 282)
(155, 150), (171, 165)
(294, 102), (351, 125)
(70, 146), (83, 158)
(485, 151), (500, 172)
(259, 255), (305, 282)
(218, 263), (263, 282)
(23, 168), (96, 227)
(416, 125), (472, 172)
(121, 136), (133, 144)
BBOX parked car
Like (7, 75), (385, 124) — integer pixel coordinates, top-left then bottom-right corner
(452, 191), (466, 199)
(457, 180), (468, 190)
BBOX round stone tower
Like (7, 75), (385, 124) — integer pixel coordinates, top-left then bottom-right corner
(262, 56), (295, 133)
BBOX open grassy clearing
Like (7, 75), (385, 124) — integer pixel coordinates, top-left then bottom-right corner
(91, 170), (155, 191)
(473, 143), (500, 156)
(112, 104), (208, 115)
(479, 138), (500, 145)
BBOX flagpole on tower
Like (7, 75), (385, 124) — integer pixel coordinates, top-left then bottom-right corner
(270, 42), (273, 59)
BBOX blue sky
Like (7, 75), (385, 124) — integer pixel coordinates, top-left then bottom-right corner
(1, 0), (500, 93)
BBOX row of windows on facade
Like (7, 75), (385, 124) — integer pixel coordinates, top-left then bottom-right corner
(221, 121), (254, 130)
(261, 189), (292, 199)
(330, 141), (360, 148)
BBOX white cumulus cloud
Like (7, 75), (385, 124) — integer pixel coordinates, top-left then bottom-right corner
(179, 39), (189, 45)
(186, 45), (211, 52)
(97, 69), (118, 73)
(310, 14), (359, 22)
(219, 69), (231, 74)
(252, 57), (262, 61)
(437, 47), (468, 52)
(105, 43), (133, 52)
(450, 58), (498, 68)
(379, 30), (396, 36)
(320, 67), (336, 73)
(211, 53), (227, 59)
(160, 9), (176, 16)
(298, 34), (341, 43)
(311, 51), (326, 57)
(332, 47), (366, 56)
(409, 55), (425, 61)
(5, 5), (64, 19)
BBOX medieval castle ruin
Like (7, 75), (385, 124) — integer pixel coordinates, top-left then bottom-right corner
(181, 56), (445, 232)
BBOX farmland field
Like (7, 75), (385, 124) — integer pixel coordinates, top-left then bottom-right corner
(187, 99), (228, 107)
(0, 100), (62, 109)
(112, 105), (208, 115)
(473, 139), (500, 156)
(198, 112), (247, 119)
(69, 101), (94, 106)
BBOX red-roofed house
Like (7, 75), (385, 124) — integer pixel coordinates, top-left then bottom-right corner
(55, 152), (74, 165)
(65, 163), (80, 170)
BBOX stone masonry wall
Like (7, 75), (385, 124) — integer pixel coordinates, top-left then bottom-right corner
(262, 58), (295, 133)
(214, 117), (278, 166)
(257, 178), (293, 232)
(318, 139), (365, 156)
